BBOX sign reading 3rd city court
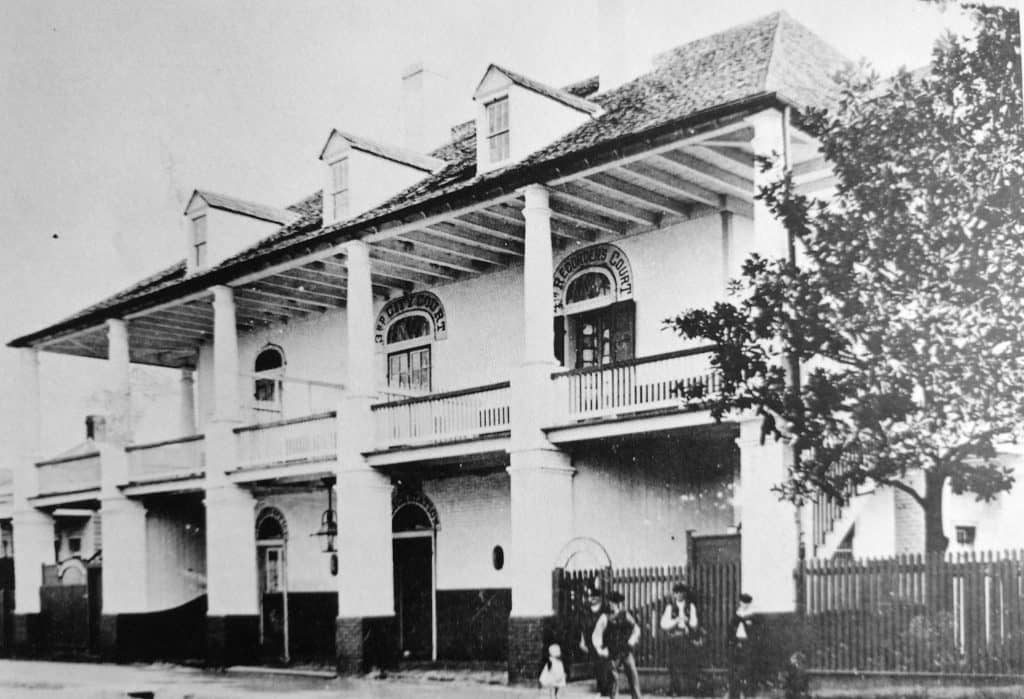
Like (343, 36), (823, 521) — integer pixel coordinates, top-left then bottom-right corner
(552, 243), (633, 312)
(374, 291), (448, 344)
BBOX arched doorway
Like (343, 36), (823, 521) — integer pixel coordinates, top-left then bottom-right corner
(256, 507), (289, 663)
(392, 494), (438, 661)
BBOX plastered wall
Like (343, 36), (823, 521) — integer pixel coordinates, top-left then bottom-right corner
(571, 440), (737, 568)
(145, 502), (205, 610)
(254, 491), (338, 593)
(424, 472), (511, 590)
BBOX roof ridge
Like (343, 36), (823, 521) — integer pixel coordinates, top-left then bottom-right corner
(762, 10), (787, 93)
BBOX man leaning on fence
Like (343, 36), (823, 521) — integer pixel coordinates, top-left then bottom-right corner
(660, 582), (700, 696)
(592, 590), (642, 699)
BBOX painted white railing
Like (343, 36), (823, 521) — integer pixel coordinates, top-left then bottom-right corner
(125, 434), (205, 483)
(235, 411), (338, 470)
(239, 374), (345, 425)
(372, 382), (511, 449)
(36, 452), (102, 495)
(551, 347), (718, 422)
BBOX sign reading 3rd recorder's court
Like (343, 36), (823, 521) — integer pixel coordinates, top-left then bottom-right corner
(552, 243), (633, 312)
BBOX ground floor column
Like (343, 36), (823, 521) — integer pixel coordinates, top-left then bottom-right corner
(737, 416), (804, 671)
(334, 467), (394, 673)
(204, 481), (258, 666)
(11, 508), (53, 653)
(737, 416), (799, 611)
(98, 444), (149, 660)
(506, 446), (573, 684)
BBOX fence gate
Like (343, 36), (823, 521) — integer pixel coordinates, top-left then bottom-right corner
(39, 560), (101, 655)
(688, 533), (741, 669)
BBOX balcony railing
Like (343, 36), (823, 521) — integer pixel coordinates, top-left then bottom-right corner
(372, 382), (511, 449)
(551, 347), (718, 422)
(235, 411), (338, 470)
(36, 452), (101, 496)
(125, 434), (205, 483)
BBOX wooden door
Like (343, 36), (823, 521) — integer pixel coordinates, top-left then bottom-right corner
(393, 536), (433, 660)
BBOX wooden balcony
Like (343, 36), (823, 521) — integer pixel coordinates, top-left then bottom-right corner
(372, 381), (511, 450)
(125, 434), (205, 484)
(234, 411), (338, 471)
(551, 347), (718, 424)
(36, 452), (101, 496)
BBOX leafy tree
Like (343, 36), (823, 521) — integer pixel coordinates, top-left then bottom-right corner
(668, 4), (1023, 553)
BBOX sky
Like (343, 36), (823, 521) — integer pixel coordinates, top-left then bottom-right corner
(0, 0), (973, 460)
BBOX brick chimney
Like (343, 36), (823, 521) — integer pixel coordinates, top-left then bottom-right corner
(598, 0), (649, 92)
(401, 62), (452, 154)
(85, 415), (106, 442)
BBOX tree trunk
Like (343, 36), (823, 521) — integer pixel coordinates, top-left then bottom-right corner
(923, 470), (949, 554)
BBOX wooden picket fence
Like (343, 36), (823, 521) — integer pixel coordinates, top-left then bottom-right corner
(800, 550), (1024, 675)
(554, 560), (740, 670)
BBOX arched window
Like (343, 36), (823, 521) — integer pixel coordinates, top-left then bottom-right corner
(386, 315), (432, 394)
(254, 345), (285, 419)
(552, 245), (635, 371)
(565, 271), (613, 307)
(392, 503), (434, 532)
(256, 507), (288, 541)
(387, 315), (431, 344)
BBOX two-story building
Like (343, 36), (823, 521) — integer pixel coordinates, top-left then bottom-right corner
(5, 10), (864, 680)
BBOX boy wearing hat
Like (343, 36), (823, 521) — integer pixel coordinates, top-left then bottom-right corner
(727, 593), (756, 699)
(660, 582), (699, 696)
(592, 590), (642, 699)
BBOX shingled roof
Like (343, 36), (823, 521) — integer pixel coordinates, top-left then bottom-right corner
(187, 190), (301, 225)
(9, 11), (849, 349)
(319, 129), (447, 172)
(479, 64), (604, 115)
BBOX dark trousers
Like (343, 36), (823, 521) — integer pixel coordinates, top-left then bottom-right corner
(667, 634), (696, 695)
(727, 641), (753, 699)
(590, 650), (613, 695)
(602, 651), (641, 699)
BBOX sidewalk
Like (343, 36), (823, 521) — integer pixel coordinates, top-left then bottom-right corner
(0, 659), (1021, 698)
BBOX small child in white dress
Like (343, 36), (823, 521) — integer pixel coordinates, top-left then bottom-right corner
(538, 642), (567, 697)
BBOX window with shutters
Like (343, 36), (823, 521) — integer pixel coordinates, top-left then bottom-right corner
(384, 313), (434, 394)
(254, 345), (285, 420)
(486, 97), (510, 163)
(330, 157), (350, 220)
(555, 268), (634, 369)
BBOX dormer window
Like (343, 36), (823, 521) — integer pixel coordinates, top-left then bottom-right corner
(192, 215), (208, 268)
(486, 97), (510, 163)
(330, 158), (350, 220)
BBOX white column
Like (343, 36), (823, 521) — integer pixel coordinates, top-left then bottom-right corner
(205, 286), (258, 618)
(508, 185), (574, 618)
(336, 240), (394, 618)
(748, 109), (791, 260)
(179, 369), (196, 436)
(101, 319), (148, 614)
(522, 185), (555, 368)
(12, 348), (53, 617)
(737, 416), (798, 613)
(106, 318), (132, 442)
(212, 286), (241, 423)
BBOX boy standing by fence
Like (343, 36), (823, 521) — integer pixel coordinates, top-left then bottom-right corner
(660, 582), (700, 696)
(727, 593), (756, 699)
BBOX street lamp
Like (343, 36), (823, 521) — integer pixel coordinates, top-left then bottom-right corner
(312, 476), (338, 575)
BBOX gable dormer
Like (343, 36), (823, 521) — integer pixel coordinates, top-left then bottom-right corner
(473, 65), (603, 175)
(183, 190), (299, 274)
(318, 130), (446, 227)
